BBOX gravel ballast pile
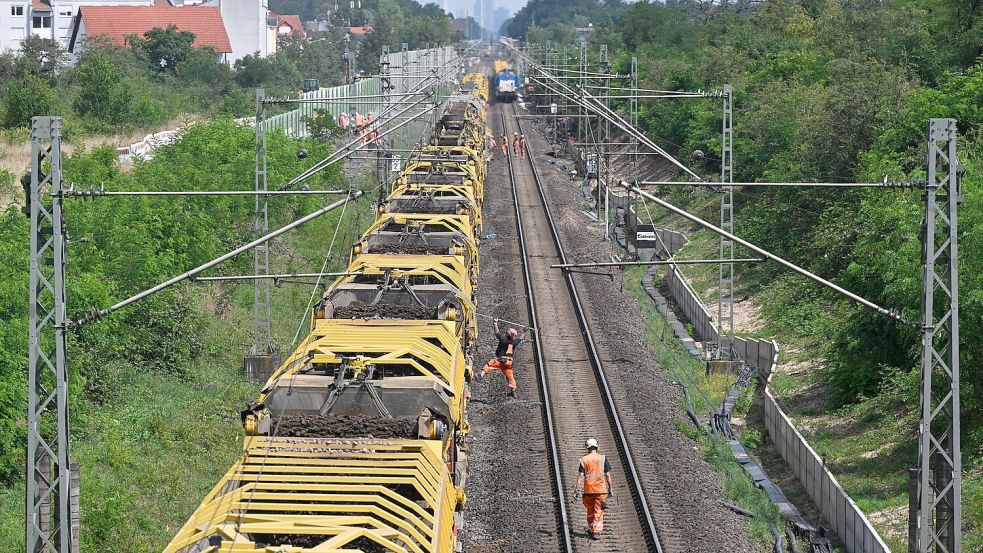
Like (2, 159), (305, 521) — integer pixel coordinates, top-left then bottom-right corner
(334, 303), (436, 320)
(276, 414), (418, 439)
(370, 243), (449, 255)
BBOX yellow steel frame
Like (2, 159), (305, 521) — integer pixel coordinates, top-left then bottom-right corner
(337, 253), (475, 303)
(387, 183), (479, 206)
(396, 160), (484, 198)
(165, 71), (490, 553)
(163, 438), (457, 553)
(279, 319), (467, 396)
(359, 213), (478, 263)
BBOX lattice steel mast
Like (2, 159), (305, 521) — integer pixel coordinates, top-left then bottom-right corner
(252, 89), (273, 357)
(915, 118), (962, 553)
(717, 84), (734, 360)
(27, 116), (76, 553)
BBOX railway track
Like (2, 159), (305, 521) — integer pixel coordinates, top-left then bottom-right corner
(503, 103), (664, 553)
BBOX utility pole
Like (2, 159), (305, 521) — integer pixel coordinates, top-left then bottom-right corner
(244, 90), (277, 382)
(27, 116), (77, 553)
(715, 84), (735, 364)
(629, 55), (638, 184)
(379, 45), (392, 198)
(599, 44), (611, 237)
(914, 118), (962, 553)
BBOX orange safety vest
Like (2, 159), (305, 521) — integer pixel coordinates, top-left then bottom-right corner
(497, 342), (514, 364)
(580, 452), (607, 494)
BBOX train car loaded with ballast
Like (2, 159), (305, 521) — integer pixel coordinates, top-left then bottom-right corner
(163, 73), (489, 553)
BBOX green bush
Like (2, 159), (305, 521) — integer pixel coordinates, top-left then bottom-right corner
(3, 74), (58, 127)
(73, 52), (133, 127)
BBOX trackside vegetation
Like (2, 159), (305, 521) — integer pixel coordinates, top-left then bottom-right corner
(0, 119), (380, 551)
(513, 0), (983, 548)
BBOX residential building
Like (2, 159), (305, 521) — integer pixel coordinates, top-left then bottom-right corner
(201, 0), (272, 63)
(3, 0), (293, 64)
(269, 12), (303, 39)
(67, 4), (232, 62)
(0, 0), (151, 53)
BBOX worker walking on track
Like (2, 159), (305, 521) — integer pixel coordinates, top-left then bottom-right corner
(501, 132), (508, 156)
(576, 438), (613, 540)
(512, 132), (520, 155)
(519, 134), (527, 159)
(479, 318), (526, 397)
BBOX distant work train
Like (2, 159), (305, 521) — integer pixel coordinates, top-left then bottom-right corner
(493, 59), (519, 103)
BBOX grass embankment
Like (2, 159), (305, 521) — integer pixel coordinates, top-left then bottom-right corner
(634, 199), (982, 552)
(621, 264), (784, 547)
(0, 157), (375, 551)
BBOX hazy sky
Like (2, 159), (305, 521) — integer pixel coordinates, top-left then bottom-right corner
(439, 0), (527, 19)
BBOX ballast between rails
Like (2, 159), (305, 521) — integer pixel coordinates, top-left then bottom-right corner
(501, 110), (575, 553)
(508, 102), (665, 552)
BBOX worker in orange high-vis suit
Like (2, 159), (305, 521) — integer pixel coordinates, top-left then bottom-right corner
(479, 319), (525, 397)
(576, 438), (613, 540)
(501, 133), (508, 156)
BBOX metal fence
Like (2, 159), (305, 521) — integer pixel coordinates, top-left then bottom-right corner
(650, 227), (892, 553)
(262, 45), (460, 138)
(765, 389), (891, 553)
(263, 79), (383, 137)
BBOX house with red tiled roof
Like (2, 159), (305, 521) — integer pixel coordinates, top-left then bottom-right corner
(2, 0), (277, 64)
(345, 25), (373, 37)
(0, 0), (153, 53)
(270, 12), (304, 39)
(68, 5), (232, 62)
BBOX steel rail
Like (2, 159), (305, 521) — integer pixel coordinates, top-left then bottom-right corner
(552, 258), (764, 269)
(502, 109), (574, 553)
(511, 104), (665, 552)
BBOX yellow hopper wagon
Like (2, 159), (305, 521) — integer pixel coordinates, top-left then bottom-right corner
(164, 71), (489, 553)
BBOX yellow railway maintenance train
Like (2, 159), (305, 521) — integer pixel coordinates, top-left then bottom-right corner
(163, 73), (489, 553)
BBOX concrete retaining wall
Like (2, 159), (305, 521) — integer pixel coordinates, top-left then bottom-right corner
(649, 226), (891, 553)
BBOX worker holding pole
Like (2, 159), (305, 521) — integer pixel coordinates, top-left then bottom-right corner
(478, 318), (526, 397)
(576, 438), (613, 540)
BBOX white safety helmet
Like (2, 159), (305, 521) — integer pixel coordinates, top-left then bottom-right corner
(585, 438), (598, 450)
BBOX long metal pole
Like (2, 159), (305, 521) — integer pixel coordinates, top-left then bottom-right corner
(192, 272), (359, 282)
(640, 180), (913, 188)
(552, 259), (764, 269)
(62, 189), (350, 197)
(27, 116), (73, 553)
(77, 192), (362, 324)
(717, 84), (734, 360)
(253, 89), (273, 356)
(915, 118), (961, 553)
(620, 181), (904, 322)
